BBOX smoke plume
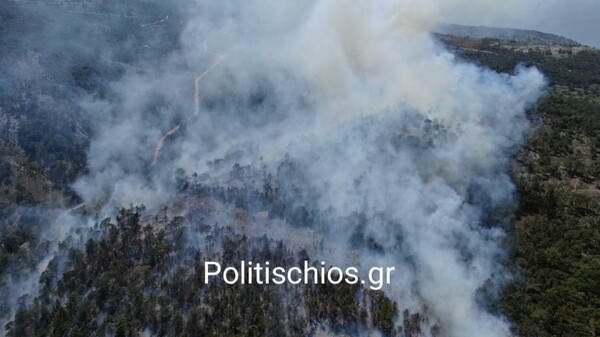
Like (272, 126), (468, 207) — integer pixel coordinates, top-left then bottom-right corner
(5, 0), (548, 336)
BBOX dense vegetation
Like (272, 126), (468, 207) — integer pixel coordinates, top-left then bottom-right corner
(4, 207), (406, 337)
(441, 36), (600, 89)
(442, 36), (600, 337)
(502, 93), (600, 337)
(0, 2), (599, 335)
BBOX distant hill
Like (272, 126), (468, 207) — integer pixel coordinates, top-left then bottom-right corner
(436, 23), (581, 46)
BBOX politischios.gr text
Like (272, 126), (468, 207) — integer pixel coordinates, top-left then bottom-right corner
(204, 261), (396, 290)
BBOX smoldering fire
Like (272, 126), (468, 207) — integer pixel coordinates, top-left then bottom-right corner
(1, 1), (549, 336)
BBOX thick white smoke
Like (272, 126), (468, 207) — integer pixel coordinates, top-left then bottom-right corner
(67, 1), (547, 336)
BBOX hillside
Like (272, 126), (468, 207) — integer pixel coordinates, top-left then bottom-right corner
(439, 34), (600, 337)
(0, 2), (599, 337)
(436, 23), (581, 46)
(0, 0), (183, 214)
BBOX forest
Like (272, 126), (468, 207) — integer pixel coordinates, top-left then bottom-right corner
(442, 35), (600, 337)
(0, 2), (599, 337)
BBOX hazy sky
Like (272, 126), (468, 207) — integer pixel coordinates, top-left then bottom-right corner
(445, 0), (600, 47)
(527, 2), (600, 48)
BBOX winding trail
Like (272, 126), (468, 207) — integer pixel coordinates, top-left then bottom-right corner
(150, 41), (222, 167)
(195, 41), (223, 116)
(150, 125), (181, 166)
(67, 202), (86, 213)
(70, 42), (222, 213)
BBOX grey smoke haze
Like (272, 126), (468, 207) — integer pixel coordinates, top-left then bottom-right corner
(443, 0), (600, 47)
(71, 1), (546, 336)
(2, 0), (552, 336)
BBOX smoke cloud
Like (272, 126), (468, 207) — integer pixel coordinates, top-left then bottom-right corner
(4, 0), (548, 336)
